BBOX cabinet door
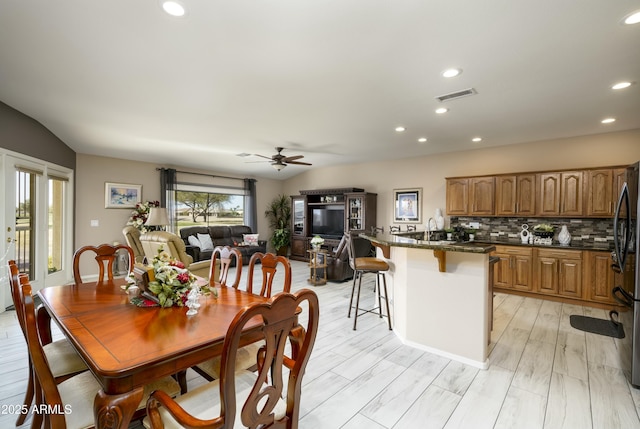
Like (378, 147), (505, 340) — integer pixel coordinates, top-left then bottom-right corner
(346, 194), (364, 232)
(586, 169), (613, 217)
(512, 254), (534, 291)
(291, 196), (307, 236)
(290, 237), (308, 260)
(495, 176), (517, 216)
(537, 173), (561, 216)
(493, 253), (512, 288)
(613, 168), (627, 217)
(516, 174), (536, 215)
(559, 258), (582, 298)
(560, 171), (584, 216)
(585, 251), (615, 304)
(446, 178), (469, 215)
(469, 177), (495, 215)
(536, 256), (559, 295)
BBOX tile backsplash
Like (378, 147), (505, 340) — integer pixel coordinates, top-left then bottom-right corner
(451, 216), (614, 246)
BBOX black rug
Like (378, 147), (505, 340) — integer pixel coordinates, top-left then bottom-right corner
(569, 315), (625, 339)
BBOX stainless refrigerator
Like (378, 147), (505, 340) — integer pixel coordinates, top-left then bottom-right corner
(613, 161), (640, 388)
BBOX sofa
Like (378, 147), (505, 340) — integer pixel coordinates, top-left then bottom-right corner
(179, 225), (267, 264)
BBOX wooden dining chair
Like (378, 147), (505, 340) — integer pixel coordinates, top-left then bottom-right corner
(146, 289), (320, 429)
(195, 252), (293, 381)
(209, 245), (243, 288)
(72, 243), (136, 284)
(18, 278), (182, 429)
(7, 260), (88, 426)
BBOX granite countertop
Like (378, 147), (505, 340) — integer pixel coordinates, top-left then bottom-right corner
(360, 232), (496, 254)
(471, 238), (614, 252)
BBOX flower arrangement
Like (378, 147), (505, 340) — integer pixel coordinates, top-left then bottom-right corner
(310, 235), (324, 249)
(127, 200), (160, 232)
(131, 246), (214, 308)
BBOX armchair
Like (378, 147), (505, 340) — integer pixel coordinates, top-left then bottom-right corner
(122, 226), (145, 263)
(326, 234), (355, 282)
(139, 231), (211, 279)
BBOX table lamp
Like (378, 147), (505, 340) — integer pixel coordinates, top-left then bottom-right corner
(145, 207), (170, 231)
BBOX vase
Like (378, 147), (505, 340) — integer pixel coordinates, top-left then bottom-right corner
(435, 208), (445, 230)
(558, 225), (571, 245)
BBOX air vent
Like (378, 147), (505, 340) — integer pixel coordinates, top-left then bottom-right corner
(435, 88), (477, 102)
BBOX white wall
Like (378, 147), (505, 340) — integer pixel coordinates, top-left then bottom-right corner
(282, 129), (640, 229)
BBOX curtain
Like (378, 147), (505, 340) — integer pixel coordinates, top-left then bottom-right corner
(244, 178), (258, 232)
(160, 168), (177, 231)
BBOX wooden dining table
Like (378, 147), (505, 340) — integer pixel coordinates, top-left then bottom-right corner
(37, 278), (270, 429)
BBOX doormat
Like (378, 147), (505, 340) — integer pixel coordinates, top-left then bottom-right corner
(569, 315), (625, 339)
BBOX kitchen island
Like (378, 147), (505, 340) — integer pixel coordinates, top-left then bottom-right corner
(360, 232), (495, 368)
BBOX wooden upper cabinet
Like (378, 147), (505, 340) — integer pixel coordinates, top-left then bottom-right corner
(496, 174), (536, 216)
(517, 174), (536, 216)
(446, 178), (469, 215)
(586, 169), (614, 217)
(495, 176), (517, 216)
(469, 177), (495, 215)
(537, 173), (561, 216)
(560, 171), (584, 216)
(613, 168), (628, 217)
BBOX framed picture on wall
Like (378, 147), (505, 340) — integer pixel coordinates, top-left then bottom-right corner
(394, 188), (422, 223)
(105, 182), (142, 208)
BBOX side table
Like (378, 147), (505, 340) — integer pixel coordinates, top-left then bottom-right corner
(307, 248), (328, 285)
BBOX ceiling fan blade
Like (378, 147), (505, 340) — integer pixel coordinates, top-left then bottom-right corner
(283, 155), (304, 162)
(252, 154), (273, 160)
(287, 160), (312, 166)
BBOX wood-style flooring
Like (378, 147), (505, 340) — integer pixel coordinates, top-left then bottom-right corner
(1, 259), (639, 428)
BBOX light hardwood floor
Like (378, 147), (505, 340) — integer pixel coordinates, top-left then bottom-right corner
(2, 259), (640, 428)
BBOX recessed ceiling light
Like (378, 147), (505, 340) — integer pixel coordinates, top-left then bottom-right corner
(418, 137), (427, 143)
(601, 118), (616, 124)
(162, 1), (186, 17)
(395, 126), (406, 132)
(435, 107), (449, 114)
(622, 10), (640, 25)
(612, 81), (632, 90)
(472, 137), (482, 142)
(442, 68), (462, 78)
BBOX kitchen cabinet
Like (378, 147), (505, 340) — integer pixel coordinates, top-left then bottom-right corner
(613, 167), (628, 216)
(586, 169), (614, 217)
(537, 171), (584, 216)
(446, 177), (494, 215)
(493, 245), (534, 291)
(495, 174), (536, 216)
(584, 251), (617, 304)
(535, 248), (582, 299)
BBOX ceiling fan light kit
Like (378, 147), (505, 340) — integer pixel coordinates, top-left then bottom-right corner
(253, 147), (312, 172)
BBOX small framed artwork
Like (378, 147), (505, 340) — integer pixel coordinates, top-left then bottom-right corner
(394, 188), (422, 223)
(105, 182), (142, 209)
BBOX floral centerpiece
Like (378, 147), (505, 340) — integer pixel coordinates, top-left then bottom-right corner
(128, 246), (214, 308)
(310, 235), (325, 250)
(127, 200), (160, 232)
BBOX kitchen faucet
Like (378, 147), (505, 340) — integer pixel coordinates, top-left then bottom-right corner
(426, 217), (434, 243)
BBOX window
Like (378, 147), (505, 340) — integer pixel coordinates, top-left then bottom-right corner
(175, 190), (245, 232)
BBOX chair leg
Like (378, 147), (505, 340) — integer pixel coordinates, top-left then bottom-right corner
(16, 361), (35, 425)
(348, 271), (358, 318)
(353, 271), (363, 330)
(381, 273), (392, 330)
(376, 273), (384, 318)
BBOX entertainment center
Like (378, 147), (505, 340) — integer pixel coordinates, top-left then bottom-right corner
(290, 187), (377, 261)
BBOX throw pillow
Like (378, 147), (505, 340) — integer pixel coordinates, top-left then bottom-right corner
(243, 233), (260, 246)
(187, 235), (201, 248)
(197, 233), (214, 251)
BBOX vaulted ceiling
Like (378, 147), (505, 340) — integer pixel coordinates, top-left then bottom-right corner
(1, 1), (639, 179)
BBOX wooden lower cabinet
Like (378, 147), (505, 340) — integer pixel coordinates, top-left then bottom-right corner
(584, 250), (621, 305)
(290, 236), (309, 261)
(493, 246), (533, 291)
(535, 248), (583, 299)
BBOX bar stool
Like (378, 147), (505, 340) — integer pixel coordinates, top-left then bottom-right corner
(347, 235), (392, 330)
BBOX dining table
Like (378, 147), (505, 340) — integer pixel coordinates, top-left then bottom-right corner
(37, 278), (271, 429)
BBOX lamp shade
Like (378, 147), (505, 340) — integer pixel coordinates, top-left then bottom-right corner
(145, 207), (170, 226)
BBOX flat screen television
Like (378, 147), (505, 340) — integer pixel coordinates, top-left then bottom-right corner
(311, 205), (344, 239)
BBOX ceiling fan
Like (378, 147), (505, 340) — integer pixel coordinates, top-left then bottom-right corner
(252, 147), (312, 171)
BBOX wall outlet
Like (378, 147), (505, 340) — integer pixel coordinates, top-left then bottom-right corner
(90, 219), (99, 227)
(469, 221), (480, 229)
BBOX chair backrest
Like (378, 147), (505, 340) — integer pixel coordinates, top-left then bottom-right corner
(210, 246), (243, 288)
(246, 252), (291, 298)
(139, 231), (194, 266)
(19, 279), (68, 427)
(147, 289), (320, 429)
(122, 225), (146, 263)
(389, 226), (401, 233)
(346, 235), (375, 270)
(406, 225), (417, 232)
(72, 243), (135, 284)
(8, 260), (28, 340)
(371, 226), (384, 234)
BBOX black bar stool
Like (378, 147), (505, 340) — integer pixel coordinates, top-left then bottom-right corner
(347, 235), (392, 330)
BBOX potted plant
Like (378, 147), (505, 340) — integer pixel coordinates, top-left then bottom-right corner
(265, 194), (291, 256)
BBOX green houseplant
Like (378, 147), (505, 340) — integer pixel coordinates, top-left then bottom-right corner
(265, 194), (292, 256)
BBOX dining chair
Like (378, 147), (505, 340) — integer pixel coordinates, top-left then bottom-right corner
(145, 289), (320, 429)
(18, 279), (182, 429)
(371, 226), (384, 234)
(346, 235), (392, 330)
(389, 225), (401, 233)
(195, 252), (293, 381)
(209, 245), (243, 288)
(72, 243), (136, 284)
(7, 260), (88, 426)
